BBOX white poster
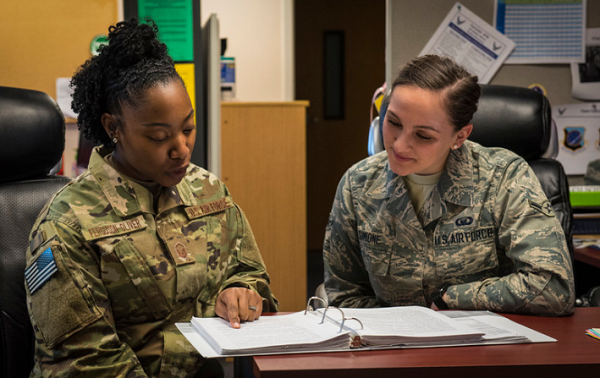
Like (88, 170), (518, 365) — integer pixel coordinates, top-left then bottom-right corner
(553, 102), (600, 175)
(571, 28), (600, 100)
(419, 2), (515, 84)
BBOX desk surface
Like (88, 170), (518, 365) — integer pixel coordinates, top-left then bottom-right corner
(253, 307), (600, 378)
(575, 246), (600, 269)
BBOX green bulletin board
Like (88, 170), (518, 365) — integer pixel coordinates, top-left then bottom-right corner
(138, 0), (194, 62)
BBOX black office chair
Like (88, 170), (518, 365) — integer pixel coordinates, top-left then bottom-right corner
(469, 85), (574, 261)
(0, 86), (72, 378)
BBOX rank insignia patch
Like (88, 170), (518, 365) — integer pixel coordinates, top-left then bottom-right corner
(529, 200), (555, 217)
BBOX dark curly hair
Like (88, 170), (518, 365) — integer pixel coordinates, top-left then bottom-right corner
(393, 55), (480, 132)
(70, 18), (182, 146)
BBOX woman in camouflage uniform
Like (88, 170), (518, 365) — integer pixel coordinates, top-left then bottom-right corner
(324, 54), (574, 316)
(25, 18), (277, 377)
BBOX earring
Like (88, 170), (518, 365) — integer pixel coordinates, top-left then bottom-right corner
(113, 137), (118, 144)
(453, 144), (458, 150)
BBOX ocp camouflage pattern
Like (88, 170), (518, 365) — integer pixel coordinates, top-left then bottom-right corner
(324, 140), (574, 315)
(25, 146), (278, 377)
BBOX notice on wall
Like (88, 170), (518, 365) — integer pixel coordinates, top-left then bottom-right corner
(571, 28), (600, 100)
(495, 0), (586, 65)
(419, 2), (515, 84)
(553, 102), (600, 175)
(138, 0), (194, 62)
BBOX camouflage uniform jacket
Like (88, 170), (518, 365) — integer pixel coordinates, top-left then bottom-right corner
(324, 140), (574, 315)
(25, 147), (278, 377)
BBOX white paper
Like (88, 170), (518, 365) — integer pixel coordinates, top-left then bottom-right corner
(55, 77), (77, 119)
(571, 28), (600, 100)
(419, 2), (515, 84)
(190, 311), (350, 354)
(177, 307), (556, 358)
(494, 0), (586, 64)
(553, 102), (600, 175)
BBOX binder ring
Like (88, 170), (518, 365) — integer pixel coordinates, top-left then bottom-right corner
(320, 306), (364, 333)
(305, 296), (328, 314)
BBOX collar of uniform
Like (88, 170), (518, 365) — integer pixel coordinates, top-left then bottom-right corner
(365, 152), (401, 200)
(88, 147), (149, 217)
(438, 140), (475, 207)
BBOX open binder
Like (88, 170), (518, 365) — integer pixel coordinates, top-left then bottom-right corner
(176, 297), (555, 358)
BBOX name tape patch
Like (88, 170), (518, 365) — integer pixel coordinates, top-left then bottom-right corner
(26, 247), (58, 294)
(84, 215), (147, 240)
(185, 196), (234, 219)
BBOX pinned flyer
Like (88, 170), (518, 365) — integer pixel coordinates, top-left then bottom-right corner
(419, 2), (515, 84)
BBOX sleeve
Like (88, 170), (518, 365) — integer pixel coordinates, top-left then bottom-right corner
(25, 217), (148, 377)
(323, 171), (380, 308)
(446, 159), (575, 316)
(220, 203), (279, 312)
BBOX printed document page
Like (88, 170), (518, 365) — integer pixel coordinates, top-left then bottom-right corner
(419, 2), (515, 84)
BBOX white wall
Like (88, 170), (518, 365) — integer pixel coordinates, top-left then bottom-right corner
(201, 0), (294, 102)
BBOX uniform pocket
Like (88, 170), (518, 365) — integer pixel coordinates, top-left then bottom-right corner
(27, 240), (102, 348)
(359, 229), (391, 277)
(435, 232), (499, 279)
(113, 239), (173, 319)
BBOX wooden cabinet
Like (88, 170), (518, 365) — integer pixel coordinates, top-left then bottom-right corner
(221, 101), (309, 311)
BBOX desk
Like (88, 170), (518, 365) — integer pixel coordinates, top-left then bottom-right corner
(253, 307), (600, 378)
(575, 246), (600, 269)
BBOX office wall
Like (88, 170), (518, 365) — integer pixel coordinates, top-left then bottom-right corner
(387, 0), (600, 107)
(201, 0), (294, 102)
(0, 0), (119, 99)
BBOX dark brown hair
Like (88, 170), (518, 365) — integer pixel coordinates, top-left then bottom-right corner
(392, 54), (480, 131)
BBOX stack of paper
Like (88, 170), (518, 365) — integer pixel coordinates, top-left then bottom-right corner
(176, 306), (555, 358)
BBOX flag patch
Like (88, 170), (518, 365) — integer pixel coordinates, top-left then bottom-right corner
(25, 247), (58, 294)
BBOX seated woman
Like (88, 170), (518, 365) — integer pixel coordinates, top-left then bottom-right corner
(323, 54), (574, 316)
(25, 18), (277, 377)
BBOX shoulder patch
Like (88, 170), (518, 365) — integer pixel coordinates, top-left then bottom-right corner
(25, 247), (58, 294)
(528, 199), (555, 217)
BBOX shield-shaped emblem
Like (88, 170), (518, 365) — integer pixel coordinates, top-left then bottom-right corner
(563, 127), (585, 151)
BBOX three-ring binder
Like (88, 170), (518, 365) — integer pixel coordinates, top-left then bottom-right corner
(304, 296), (364, 347)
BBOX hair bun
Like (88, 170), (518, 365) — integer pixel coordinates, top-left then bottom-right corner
(104, 18), (169, 68)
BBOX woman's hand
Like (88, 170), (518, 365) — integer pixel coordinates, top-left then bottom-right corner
(216, 287), (263, 328)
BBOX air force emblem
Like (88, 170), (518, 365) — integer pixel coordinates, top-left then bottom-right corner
(563, 127), (585, 151)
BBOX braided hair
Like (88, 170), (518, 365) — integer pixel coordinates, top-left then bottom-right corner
(70, 18), (182, 146)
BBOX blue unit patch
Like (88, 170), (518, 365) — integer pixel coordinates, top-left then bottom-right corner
(25, 247), (57, 294)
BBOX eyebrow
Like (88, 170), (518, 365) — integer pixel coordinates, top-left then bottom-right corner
(143, 109), (194, 127)
(386, 110), (441, 133)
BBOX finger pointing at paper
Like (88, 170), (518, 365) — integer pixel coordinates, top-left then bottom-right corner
(216, 287), (263, 328)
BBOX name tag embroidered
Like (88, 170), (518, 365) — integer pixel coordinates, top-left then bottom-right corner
(84, 215), (147, 240)
(25, 247), (58, 294)
(185, 196), (234, 219)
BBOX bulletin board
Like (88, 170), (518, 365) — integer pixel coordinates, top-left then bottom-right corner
(0, 0), (118, 100)
(387, 0), (600, 107)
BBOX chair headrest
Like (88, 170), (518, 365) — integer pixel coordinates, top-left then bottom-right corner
(470, 84), (552, 160)
(0, 86), (65, 183)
